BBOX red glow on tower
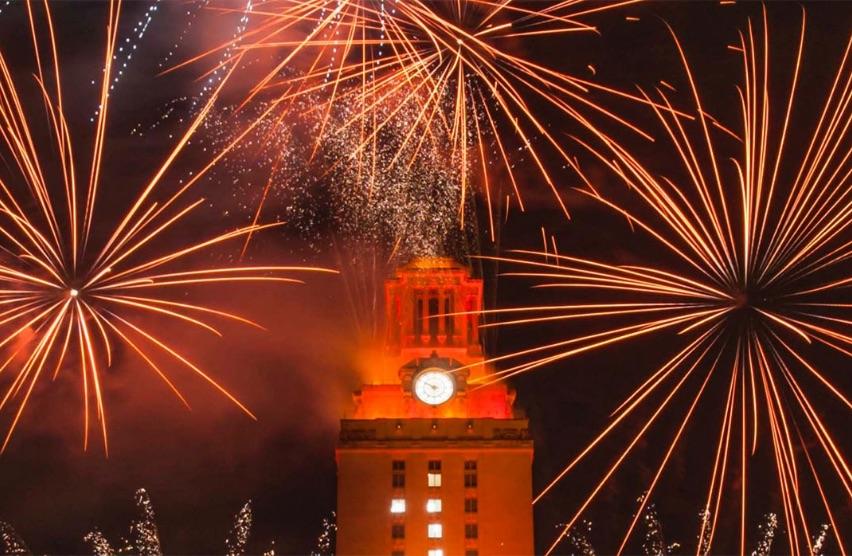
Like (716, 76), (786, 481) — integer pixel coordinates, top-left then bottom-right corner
(351, 257), (514, 420)
(337, 257), (533, 556)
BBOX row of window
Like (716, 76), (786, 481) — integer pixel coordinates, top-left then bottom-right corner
(392, 460), (477, 488)
(390, 460), (479, 555)
(390, 523), (478, 540)
(390, 499), (443, 514)
(393, 551), (478, 556)
(390, 497), (477, 514)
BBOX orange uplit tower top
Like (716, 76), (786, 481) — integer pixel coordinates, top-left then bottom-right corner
(337, 257), (534, 556)
(351, 257), (514, 421)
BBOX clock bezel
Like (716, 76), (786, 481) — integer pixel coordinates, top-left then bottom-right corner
(413, 367), (456, 406)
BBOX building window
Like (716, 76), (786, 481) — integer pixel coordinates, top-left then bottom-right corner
(428, 296), (439, 343)
(427, 523), (443, 539)
(464, 460), (477, 488)
(390, 498), (406, 514)
(427, 460), (442, 487)
(427, 550), (444, 556)
(465, 551), (478, 556)
(392, 552), (404, 556)
(465, 523), (479, 539)
(444, 296), (454, 341)
(465, 497), (478, 513)
(391, 524), (405, 539)
(392, 460), (405, 488)
(426, 498), (442, 513)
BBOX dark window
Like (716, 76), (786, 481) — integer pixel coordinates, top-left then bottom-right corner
(391, 524), (405, 539)
(465, 524), (478, 539)
(428, 460), (441, 472)
(414, 297), (423, 342)
(391, 298), (401, 344)
(392, 552), (404, 556)
(465, 498), (478, 513)
(464, 460), (477, 488)
(465, 551), (478, 556)
(428, 296), (439, 343)
(392, 460), (405, 488)
(444, 296), (454, 340)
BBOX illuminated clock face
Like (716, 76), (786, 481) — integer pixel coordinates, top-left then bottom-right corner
(413, 368), (455, 405)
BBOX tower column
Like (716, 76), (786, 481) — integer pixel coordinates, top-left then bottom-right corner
(437, 291), (446, 345)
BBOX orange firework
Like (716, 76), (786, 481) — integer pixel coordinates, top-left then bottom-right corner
(0, 1), (333, 453)
(181, 0), (653, 240)
(477, 10), (850, 555)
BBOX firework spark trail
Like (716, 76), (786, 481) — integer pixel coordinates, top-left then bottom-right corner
(194, 86), (475, 341)
(0, 521), (29, 555)
(90, 0), (161, 122)
(222, 93), (468, 261)
(471, 9), (850, 555)
(180, 0), (667, 240)
(81, 488), (272, 555)
(129, 1), (255, 137)
(225, 501), (253, 556)
(189, 0), (254, 112)
(0, 1), (334, 453)
(320, 94), (477, 339)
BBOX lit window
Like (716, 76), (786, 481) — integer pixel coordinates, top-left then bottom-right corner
(426, 498), (442, 513)
(390, 499), (406, 514)
(427, 523), (443, 539)
(427, 550), (444, 556)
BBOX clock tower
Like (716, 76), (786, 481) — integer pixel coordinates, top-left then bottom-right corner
(336, 257), (534, 556)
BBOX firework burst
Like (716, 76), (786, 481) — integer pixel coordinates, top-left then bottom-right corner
(0, 1), (332, 453)
(478, 10), (850, 554)
(180, 0), (658, 239)
(195, 88), (476, 344)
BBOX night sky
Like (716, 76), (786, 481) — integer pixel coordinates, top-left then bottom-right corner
(0, 1), (850, 554)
